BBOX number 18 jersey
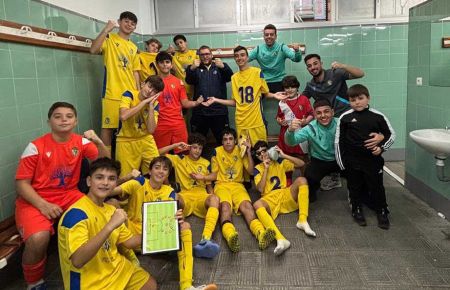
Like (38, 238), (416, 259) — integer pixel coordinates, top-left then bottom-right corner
(231, 67), (269, 129)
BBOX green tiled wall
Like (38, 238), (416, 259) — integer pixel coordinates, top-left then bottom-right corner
(0, 0), (108, 220)
(149, 23), (408, 146)
(406, 0), (450, 200)
(0, 0), (410, 219)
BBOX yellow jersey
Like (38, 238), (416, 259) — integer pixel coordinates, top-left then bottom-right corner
(120, 176), (176, 235)
(101, 33), (140, 100)
(116, 89), (159, 141)
(172, 50), (198, 98)
(138, 51), (158, 82)
(231, 67), (269, 129)
(166, 154), (211, 192)
(58, 196), (135, 290)
(211, 146), (249, 183)
(254, 159), (295, 196)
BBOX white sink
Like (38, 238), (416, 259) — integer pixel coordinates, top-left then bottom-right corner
(409, 129), (450, 158)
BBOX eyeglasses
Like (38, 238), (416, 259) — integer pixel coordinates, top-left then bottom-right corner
(255, 148), (267, 156)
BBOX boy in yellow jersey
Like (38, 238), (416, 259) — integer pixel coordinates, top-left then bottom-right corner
(209, 127), (275, 252)
(252, 141), (316, 256)
(138, 38), (162, 82)
(58, 157), (156, 290)
(90, 11), (141, 150)
(159, 133), (220, 259)
(116, 75), (164, 178)
(203, 46), (286, 146)
(111, 157), (217, 290)
(169, 34), (199, 99)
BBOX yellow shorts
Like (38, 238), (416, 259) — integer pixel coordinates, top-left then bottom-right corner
(102, 98), (121, 128)
(124, 263), (151, 290)
(179, 187), (209, 218)
(261, 187), (298, 220)
(116, 136), (159, 177)
(237, 125), (267, 146)
(214, 182), (250, 214)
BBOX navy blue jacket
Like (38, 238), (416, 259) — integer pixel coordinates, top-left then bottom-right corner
(185, 62), (233, 116)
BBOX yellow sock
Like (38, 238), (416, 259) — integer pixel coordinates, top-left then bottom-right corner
(249, 219), (265, 239)
(178, 229), (193, 290)
(222, 222), (236, 240)
(255, 207), (285, 240)
(298, 185), (309, 223)
(202, 207), (219, 240)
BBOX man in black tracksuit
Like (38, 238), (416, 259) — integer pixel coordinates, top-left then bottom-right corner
(185, 45), (233, 144)
(335, 84), (395, 229)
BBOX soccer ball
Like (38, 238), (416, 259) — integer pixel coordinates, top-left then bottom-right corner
(267, 147), (279, 161)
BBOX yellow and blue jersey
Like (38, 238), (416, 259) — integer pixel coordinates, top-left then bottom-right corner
(172, 50), (198, 98)
(231, 66), (269, 129)
(138, 51), (158, 82)
(58, 196), (135, 289)
(119, 176), (176, 235)
(211, 146), (249, 183)
(116, 89), (159, 141)
(101, 33), (140, 101)
(254, 159), (295, 196)
(166, 154), (211, 192)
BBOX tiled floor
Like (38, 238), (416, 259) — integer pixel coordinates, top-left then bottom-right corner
(2, 166), (450, 289)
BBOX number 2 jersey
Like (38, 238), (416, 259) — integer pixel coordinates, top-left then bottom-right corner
(231, 66), (269, 129)
(254, 159), (295, 196)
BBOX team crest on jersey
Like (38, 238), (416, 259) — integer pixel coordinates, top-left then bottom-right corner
(105, 117), (110, 124)
(298, 105), (303, 111)
(225, 167), (236, 179)
(171, 84), (175, 89)
(71, 147), (79, 156)
(144, 190), (148, 196)
(102, 239), (111, 251)
(46, 151), (52, 158)
(351, 118), (357, 123)
(233, 156), (238, 161)
(197, 166), (203, 173)
(327, 80), (333, 86)
(115, 43), (119, 47)
(118, 55), (129, 69)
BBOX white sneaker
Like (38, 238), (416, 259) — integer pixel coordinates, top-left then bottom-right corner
(320, 173), (342, 191)
(184, 284), (217, 290)
(274, 239), (291, 256)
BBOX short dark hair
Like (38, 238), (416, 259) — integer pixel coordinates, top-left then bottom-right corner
(47, 102), (77, 119)
(188, 133), (206, 147)
(88, 157), (121, 177)
(198, 45), (211, 52)
(282, 75), (300, 89)
(144, 75), (165, 93)
(264, 24), (277, 33)
(173, 34), (186, 43)
(313, 99), (332, 110)
(221, 127), (237, 140)
(145, 38), (162, 50)
(149, 156), (173, 172)
(347, 84), (370, 99)
(156, 51), (172, 63)
(253, 140), (268, 152)
(119, 11), (138, 23)
(304, 53), (321, 64)
(233, 45), (248, 56)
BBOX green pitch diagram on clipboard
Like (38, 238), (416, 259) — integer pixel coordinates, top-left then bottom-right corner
(142, 201), (181, 254)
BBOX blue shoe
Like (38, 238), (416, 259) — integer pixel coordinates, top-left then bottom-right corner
(193, 239), (220, 258)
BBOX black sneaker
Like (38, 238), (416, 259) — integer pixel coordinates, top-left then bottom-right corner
(351, 205), (367, 226)
(377, 208), (390, 230)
